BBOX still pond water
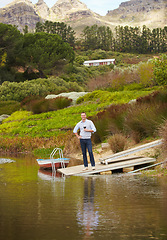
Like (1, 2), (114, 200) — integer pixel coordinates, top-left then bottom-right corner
(0, 154), (167, 240)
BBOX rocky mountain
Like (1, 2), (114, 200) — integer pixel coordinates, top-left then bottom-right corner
(106, 0), (167, 28)
(107, 0), (166, 16)
(0, 0), (106, 34)
(0, 0), (166, 34)
(51, 0), (89, 19)
(0, 0), (41, 32)
(35, 0), (50, 19)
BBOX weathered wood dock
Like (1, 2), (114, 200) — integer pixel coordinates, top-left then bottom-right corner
(58, 156), (156, 176)
(58, 139), (162, 176)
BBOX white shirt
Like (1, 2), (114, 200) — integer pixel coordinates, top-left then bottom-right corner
(73, 119), (96, 139)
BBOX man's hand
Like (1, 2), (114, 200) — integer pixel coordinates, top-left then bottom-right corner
(74, 133), (81, 139)
(84, 128), (93, 133)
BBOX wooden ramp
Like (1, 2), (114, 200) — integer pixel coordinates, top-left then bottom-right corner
(58, 156), (156, 176)
(100, 139), (162, 165)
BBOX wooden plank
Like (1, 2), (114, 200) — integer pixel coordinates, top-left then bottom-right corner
(100, 139), (162, 164)
(100, 171), (112, 175)
(123, 166), (134, 173)
(100, 155), (143, 164)
(58, 157), (156, 176)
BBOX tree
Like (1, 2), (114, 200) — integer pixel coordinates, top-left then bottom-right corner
(153, 54), (167, 85)
(0, 23), (23, 83)
(19, 32), (75, 76)
(82, 25), (114, 51)
(35, 21), (76, 47)
(139, 25), (151, 53)
(23, 25), (29, 35)
(0, 23), (23, 66)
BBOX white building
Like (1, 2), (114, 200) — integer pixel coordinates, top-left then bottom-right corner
(83, 59), (115, 67)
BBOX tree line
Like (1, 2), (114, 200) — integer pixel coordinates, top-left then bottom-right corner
(82, 25), (167, 53)
(35, 21), (167, 54)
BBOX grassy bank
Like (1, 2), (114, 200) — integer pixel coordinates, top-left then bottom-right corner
(0, 88), (160, 138)
(0, 87), (167, 159)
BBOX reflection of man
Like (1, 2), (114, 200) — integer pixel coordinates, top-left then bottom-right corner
(77, 178), (99, 239)
(73, 112), (96, 171)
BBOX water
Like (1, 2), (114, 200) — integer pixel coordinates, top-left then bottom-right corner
(0, 155), (167, 240)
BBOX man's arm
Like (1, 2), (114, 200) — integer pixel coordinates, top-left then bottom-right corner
(74, 132), (81, 139)
(73, 123), (81, 139)
(84, 129), (94, 133)
(84, 121), (96, 133)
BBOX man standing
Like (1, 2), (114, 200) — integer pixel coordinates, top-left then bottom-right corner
(73, 112), (96, 171)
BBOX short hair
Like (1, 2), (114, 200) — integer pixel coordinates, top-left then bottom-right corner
(81, 112), (86, 115)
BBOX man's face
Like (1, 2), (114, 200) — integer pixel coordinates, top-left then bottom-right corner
(81, 113), (86, 121)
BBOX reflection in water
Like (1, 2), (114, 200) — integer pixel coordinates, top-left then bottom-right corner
(0, 158), (15, 164)
(0, 155), (167, 240)
(38, 168), (65, 182)
(77, 178), (99, 239)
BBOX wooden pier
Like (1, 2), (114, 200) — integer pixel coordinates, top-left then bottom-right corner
(58, 140), (162, 176)
(58, 156), (156, 176)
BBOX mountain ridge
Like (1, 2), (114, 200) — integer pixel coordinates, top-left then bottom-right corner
(0, 0), (166, 34)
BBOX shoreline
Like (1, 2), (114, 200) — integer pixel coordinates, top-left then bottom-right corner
(1, 139), (167, 177)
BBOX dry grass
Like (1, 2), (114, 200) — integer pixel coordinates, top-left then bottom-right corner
(87, 68), (139, 91)
(87, 62), (154, 91)
(159, 120), (167, 157)
(108, 134), (128, 153)
(87, 73), (111, 91)
(125, 103), (167, 143)
(63, 132), (81, 155)
(22, 96), (72, 114)
(0, 131), (79, 154)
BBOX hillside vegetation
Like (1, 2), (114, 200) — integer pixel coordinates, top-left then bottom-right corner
(0, 22), (167, 158)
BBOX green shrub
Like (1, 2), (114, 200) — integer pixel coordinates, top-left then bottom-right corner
(123, 83), (144, 91)
(63, 63), (78, 74)
(90, 49), (108, 60)
(76, 89), (158, 106)
(0, 101), (21, 115)
(0, 67), (15, 84)
(153, 54), (167, 86)
(136, 61), (154, 87)
(2, 111), (32, 122)
(75, 55), (89, 65)
(0, 77), (83, 102)
(0, 81), (47, 102)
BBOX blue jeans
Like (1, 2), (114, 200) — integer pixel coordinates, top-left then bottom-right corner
(80, 139), (95, 167)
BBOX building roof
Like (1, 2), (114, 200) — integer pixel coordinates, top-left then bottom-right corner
(84, 59), (115, 64)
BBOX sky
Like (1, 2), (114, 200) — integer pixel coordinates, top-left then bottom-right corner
(0, 0), (128, 16)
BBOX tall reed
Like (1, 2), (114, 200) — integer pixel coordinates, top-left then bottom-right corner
(159, 120), (167, 157)
(108, 134), (128, 153)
